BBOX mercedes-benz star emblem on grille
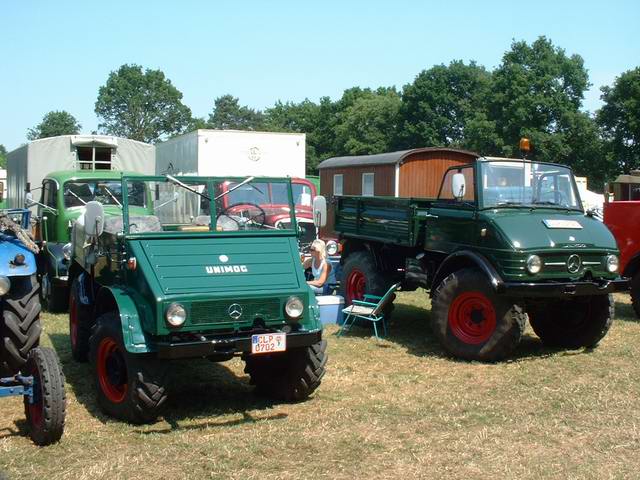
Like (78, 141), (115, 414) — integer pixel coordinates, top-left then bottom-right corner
(567, 254), (581, 273)
(228, 303), (243, 320)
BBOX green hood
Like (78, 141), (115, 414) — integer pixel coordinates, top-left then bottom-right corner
(486, 210), (618, 251)
(135, 236), (302, 296)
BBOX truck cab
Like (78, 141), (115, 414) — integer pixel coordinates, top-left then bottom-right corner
(32, 170), (149, 311)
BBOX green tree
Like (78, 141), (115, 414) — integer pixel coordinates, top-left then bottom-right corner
(597, 67), (640, 174)
(26, 110), (81, 140)
(95, 64), (192, 143)
(397, 60), (492, 149)
(0, 144), (6, 169)
(334, 88), (401, 155)
(207, 95), (264, 130)
(488, 37), (590, 160)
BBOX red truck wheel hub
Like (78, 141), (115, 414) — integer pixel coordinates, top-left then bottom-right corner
(448, 291), (496, 344)
(97, 338), (128, 403)
(346, 269), (366, 303)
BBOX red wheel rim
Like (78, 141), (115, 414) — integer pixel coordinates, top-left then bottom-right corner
(448, 291), (497, 345)
(97, 337), (128, 403)
(346, 269), (366, 304)
(28, 366), (44, 428)
(69, 293), (78, 350)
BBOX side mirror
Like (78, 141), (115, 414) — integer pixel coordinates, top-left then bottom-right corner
(83, 201), (105, 237)
(312, 195), (327, 228)
(451, 173), (466, 201)
(25, 192), (34, 207)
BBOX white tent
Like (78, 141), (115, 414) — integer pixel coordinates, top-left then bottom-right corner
(6, 135), (155, 208)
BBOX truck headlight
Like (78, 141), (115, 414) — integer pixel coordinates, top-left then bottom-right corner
(165, 303), (187, 327)
(326, 240), (339, 256)
(62, 243), (72, 261)
(526, 255), (542, 274)
(0, 276), (10, 296)
(285, 296), (304, 320)
(605, 255), (619, 273)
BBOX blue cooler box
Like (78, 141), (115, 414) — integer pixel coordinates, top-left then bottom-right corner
(316, 295), (345, 325)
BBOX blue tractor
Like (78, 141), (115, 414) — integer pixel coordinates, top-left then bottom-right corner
(0, 209), (65, 445)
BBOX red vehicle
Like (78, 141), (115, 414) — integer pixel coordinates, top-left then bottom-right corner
(218, 177), (318, 246)
(603, 172), (640, 316)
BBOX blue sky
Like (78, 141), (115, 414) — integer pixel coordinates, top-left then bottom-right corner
(1, 0), (638, 151)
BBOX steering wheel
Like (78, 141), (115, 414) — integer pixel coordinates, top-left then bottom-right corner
(218, 202), (266, 229)
(538, 190), (569, 206)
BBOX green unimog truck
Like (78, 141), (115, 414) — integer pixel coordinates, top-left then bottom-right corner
(333, 157), (627, 361)
(28, 170), (147, 311)
(67, 173), (327, 423)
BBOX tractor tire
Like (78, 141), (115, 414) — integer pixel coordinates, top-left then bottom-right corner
(431, 269), (526, 362)
(69, 277), (94, 362)
(23, 347), (66, 446)
(40, 269), (69, 313)
(89, 312), (168, 424)
(631, 273), (640, 319)
(244, 339), (327, 402)
(339, 251), (395, 319)
(528, 294), (614, 349)
(0, 275), (42, 376)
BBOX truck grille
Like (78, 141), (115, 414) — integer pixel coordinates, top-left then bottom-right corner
(190, 298), (282, 325)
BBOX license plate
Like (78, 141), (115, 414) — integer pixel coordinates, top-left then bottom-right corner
(251, 333), (286, 354)
(543, 219), (583, 229)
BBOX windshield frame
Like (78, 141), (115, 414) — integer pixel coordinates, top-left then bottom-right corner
(121, 174), (298, 237)
(477, 159), (584, 212)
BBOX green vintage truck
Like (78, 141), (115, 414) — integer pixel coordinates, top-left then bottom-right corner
(68, 173), (327, 423)
(334, 158), (627, 361)
(28, 170), (144, 311)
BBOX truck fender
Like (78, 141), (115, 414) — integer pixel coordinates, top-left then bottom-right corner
(431, 250), (505, 293)
(95, 286), (152, 354)
(623, 251), (640, 278)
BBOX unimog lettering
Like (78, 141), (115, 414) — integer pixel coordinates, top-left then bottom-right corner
(205, 265), (249, 274)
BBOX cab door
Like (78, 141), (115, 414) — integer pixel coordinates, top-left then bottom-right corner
(39, 180), (58, 242)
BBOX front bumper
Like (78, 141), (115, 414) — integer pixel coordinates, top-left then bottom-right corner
(500, 278), (629, 298)
(156, 329), (322, 360)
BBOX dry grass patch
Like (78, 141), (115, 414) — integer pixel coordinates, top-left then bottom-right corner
(0, 292), (639, 479)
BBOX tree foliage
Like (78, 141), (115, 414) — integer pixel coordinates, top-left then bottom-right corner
(26, 110), (81, 141)
(95, 64), (192, 143)
(597, 67), (640, 174)
(0, 144), (6, 169)
(207, 95), (264, 130)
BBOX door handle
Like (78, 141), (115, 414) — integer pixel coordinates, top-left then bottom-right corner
(423, 213), (439, 219)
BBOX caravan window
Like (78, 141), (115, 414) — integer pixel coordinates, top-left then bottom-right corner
(77, 146), (112, 170)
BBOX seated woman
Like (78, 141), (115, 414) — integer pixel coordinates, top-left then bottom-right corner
(303, 239), (332, 295)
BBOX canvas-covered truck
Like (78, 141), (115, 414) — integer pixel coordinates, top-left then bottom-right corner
(67, 174), (327, 423)
(26, 170), (149, 311)
(331, 157), (627, 361)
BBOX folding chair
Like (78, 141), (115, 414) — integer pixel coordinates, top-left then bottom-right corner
(338, 283), (401, 339)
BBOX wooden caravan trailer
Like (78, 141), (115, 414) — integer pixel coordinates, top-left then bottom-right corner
(318, 147), (479, 235)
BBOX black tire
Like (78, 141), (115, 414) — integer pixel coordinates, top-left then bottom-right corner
(431, 269), (526, 362)
(339, 250), (395, 317)
(23, 347), (66, 446)
(631, 273), (640, 319)
(0, 275), (42, 375)
(528, 294), (614, 349)
(89, 312), (168, 424)
(69, 276), (94, 362)
(244, 339), (327, 402)
(40, 269), (69, 313)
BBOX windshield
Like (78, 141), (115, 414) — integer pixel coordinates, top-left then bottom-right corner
(480, 161), (582, 210)
(121, 177), (296, 235)
(227, 181), (312, 207)
(64, 180), (146, 208)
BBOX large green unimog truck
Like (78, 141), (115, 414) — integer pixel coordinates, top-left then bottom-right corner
(333, 158), (627, 361)
(27, 170), (146, 312)
(68, 173), (327, 423)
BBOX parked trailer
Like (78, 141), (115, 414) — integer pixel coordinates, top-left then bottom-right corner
(330, 157), (627, 361)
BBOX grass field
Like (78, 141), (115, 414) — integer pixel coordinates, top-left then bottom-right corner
(1, 291), (639, 479)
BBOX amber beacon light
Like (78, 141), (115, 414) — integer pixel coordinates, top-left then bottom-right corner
(519, 137), (531, 153)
